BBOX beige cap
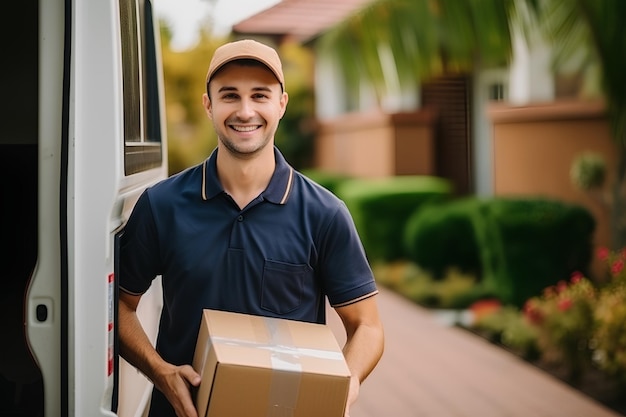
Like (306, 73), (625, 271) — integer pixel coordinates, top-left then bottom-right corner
(206, 39), (285, 90)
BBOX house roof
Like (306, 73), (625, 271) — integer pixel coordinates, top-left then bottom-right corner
(232, 0), (372, 43)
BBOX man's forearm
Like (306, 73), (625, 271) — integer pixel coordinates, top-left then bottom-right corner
(336, 296), (384, 383)
(118, 296), (166, 383)
(118, 294), (202, 417)
(343, 321), (384, 383)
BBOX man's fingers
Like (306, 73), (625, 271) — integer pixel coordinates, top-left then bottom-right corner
(153, 364), (201, 417)
(169, 367), (200, 417)
(180, 365), (202, 387)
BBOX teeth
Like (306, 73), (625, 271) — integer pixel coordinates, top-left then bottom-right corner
(232, 125), (259, 132)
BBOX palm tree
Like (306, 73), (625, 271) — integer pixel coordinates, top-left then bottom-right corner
(318, 0), (534, 99)
(535, 0), (626, 248)
(319, 0), (626, 248)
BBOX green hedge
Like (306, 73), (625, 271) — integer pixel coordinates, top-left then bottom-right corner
(404, 197), (596, 307)
(480, 198), (595, 307)
(336, 176), (453, 262)
(300, 169), (352, 196)
(404, 198), (482, 279)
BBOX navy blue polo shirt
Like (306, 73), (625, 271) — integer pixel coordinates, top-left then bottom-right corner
(120, 147), (377, 367)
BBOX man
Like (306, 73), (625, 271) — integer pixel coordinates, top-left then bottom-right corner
(118, 39), (384, 417)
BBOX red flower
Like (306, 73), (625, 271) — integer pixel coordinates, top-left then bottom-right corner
(597, 246), (610, 261)
(470, 299), (502, 322)
(611, 259), (624, 276)
(543, 286), (557, 298)
(556, 280), (568, 293)
(524, 304), (544, 325)
(557, 298), (573, 312)
(570, 271), (583, 284)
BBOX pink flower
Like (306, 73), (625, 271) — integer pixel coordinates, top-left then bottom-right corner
(557, 298), (573, 312)
(597, 246), (610, 261)
(556, 280), (568, 293)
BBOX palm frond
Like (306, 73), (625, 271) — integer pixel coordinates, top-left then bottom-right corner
(318, 0), (523, 100)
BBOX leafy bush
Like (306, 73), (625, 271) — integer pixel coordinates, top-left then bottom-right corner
(594, 285), (626, 382)
(523, 274), (597, 380)
(593, 247), (626, 383)
(336, 176), (453, 262)
(373, 261), (480, 309)
(570, 152), (607, 190)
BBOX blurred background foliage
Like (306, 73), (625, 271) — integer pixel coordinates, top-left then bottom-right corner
(319, 0), (626, 248)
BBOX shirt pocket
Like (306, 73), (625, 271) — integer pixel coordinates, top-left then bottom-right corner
(261, 260), (313, 315)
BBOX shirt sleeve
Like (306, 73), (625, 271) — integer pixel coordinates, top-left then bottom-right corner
(318, 201), (378, 307)
(119, 190), (161, 295)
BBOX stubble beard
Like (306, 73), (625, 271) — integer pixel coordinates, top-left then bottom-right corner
(217, 129), (273, 160)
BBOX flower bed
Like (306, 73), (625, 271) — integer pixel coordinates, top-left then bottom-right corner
(469, 246), (626, 414)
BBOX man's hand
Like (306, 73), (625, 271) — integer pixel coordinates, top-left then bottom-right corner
(152, 363), (201, 417)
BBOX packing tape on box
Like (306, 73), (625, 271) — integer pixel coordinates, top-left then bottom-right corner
(266, 317), (300, 417)
(210, 336), (345, 363)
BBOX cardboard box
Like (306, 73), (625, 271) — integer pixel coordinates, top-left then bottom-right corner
(192, 309), (351, 417)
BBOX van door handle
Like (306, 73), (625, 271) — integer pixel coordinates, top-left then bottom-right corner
(36, 304), (48, 322)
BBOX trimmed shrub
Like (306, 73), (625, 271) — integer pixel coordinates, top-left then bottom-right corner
(480, 198), (595, 307)
(336, 176), (453, 262)
(404, 198), (482, 279)
(403, 197), (596, 307)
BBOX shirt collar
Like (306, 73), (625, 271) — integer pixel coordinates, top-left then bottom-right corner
(201, 146), (294, 205)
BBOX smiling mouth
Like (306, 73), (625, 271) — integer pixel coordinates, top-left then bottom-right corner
(230, 125), (261, 132)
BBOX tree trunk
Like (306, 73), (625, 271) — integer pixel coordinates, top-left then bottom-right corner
(611, 146), (626, 249)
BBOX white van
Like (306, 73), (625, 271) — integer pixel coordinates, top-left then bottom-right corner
(2, 0), (167, 415)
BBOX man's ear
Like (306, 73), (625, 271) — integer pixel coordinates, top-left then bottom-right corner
(202, 93), (213, 120)
(279, 92), (289, 119)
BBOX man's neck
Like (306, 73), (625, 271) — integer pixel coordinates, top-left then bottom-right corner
(216, 145), (276, 209)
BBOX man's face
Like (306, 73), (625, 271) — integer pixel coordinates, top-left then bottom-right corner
(203, 62), (288, 159)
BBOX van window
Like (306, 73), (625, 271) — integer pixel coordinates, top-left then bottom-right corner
(120, 0), (162, 175)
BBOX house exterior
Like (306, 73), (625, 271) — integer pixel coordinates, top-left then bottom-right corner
(232, 0), (616, 251)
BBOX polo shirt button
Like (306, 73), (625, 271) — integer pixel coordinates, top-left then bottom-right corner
(237, 215), (244, 222)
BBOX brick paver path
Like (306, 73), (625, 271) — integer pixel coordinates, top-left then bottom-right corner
(327, 288), (623, 417)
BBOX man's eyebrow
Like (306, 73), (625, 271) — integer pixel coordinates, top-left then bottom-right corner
(216, 85), (273, 93)
(252, 86), (273, 93)
(217, 86), (237, 93)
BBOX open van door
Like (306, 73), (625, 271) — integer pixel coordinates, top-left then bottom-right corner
(2, 0), (167, 415)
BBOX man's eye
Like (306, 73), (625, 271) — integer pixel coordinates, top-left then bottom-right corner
(221, 93), (238, 100)
(253, 93), (268, 99)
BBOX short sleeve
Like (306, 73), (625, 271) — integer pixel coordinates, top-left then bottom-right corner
(318, 201), (378, 306)
(119, 190), (161, 295)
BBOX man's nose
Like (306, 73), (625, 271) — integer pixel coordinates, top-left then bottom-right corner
(236, 99), (255, 119)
